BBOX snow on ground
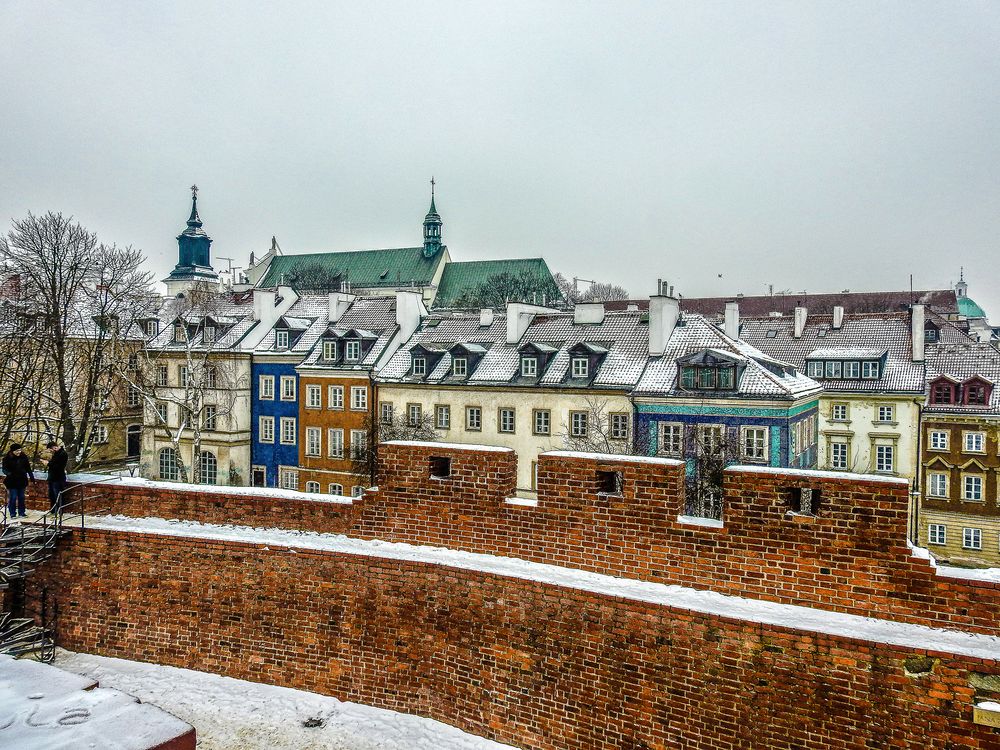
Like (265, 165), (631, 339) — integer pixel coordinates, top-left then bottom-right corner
(55, 650), (518, 750)
(82, 515), (1000, 660)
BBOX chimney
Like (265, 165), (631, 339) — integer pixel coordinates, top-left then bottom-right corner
(793, 306), (808, 338)
(479, 308), (495, 327)
(832, 305), (844, 330)
(911, 303), (925, 362)
(648, 294), (680, 356)
(328, 292), (355, 323)
(505, 302), (557, 343)
(252, 289), (276, 322)
(395, 290), (426, 339)
(724, 301), (740, 340)
(573, 302), (605, 325)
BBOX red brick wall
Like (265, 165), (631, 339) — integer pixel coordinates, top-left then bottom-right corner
(37, 442), (1000, 635)
(31, 528), (1000, 750)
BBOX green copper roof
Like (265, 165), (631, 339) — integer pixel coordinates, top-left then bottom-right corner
(433, 258), (561, 308)
(958, 296), (987, 319)
(258, 247), (445, 289)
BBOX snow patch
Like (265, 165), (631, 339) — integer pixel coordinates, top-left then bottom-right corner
(504, 497), (538, 507)
(728, 465), (910, 485)
(542, 450), (684, 466)
(384, 440), (514, 453)
(677, 514), (724, 528)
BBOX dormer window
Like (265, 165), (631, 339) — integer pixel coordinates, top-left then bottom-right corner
(931, 380), (956, 405)
(571, 357), (589, 378)
(203, 325), (216, 343)
(145, 320), (159, 337)
(453, 357), (468, 377)
(345, 340), (360, 361)
(412, 356), (426, 375)
(323, 340), (337, 360)
(173, 322), (185, 343)
(275, 330), (289, 350)
(862, 361), (879, 379)
(925, 326), (939, 343)
(964, 378), (991, 406)
(681, 364), (737, 390)
(521, 357), (538, 377)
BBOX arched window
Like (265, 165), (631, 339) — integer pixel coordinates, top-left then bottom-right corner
(305, 481), (320, 493)
(158, 448), (179, 481)
(328, 483), (343, 495)
(199, 451), (218, 485)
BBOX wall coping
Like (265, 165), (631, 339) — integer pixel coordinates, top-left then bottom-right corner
(79, 514), (1000, 662)
(727, 464), (910, 486)
(541, 450), (685, 467)
(382, 440), (515, 453)
(64, 475), (356, 505)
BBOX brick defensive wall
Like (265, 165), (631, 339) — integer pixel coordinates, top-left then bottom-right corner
(21, 441), (1000, 748)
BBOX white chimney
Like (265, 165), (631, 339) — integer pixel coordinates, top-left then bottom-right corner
(793, 306), (808, 338)
(328, 292), (355, 323)
(832, 305), (844, 330)
(911, 304), (925, 362)
(505, 302), (557, 344)
(648, 294), (680, 356)
(252, 289), (276, 322)
(574, 302), (605, 325)
(479, 308), (495, 327)
(395, 290), (426, 339)
(724, 301), (739, 340)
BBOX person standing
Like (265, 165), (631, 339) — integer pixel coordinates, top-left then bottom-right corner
(3, 444), (35, 519)
(43, 440), (68, 515)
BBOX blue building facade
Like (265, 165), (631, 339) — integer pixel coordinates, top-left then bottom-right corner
(250, 359), (301, 487)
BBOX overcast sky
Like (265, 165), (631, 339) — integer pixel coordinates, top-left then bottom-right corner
(2, 1), (998, 315)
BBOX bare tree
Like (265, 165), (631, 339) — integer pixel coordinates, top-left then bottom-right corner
(558, 397), (634, 455)
(285, 262), (347, 293)
(0, 212), (154, 470)
(352, 409), (438, 487)
(451, 270), (562, 309)
(579, 282), (630, 302)
(684, 426), (740, 520)
(118, 284), (246, 484)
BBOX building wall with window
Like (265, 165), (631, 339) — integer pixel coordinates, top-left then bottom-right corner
(634, 396), (819, 472)
(249, 357), (301, 488)
(294, 371), (373, 495)
(919, 415), (1000, 565)
(376, 383), (634, 493)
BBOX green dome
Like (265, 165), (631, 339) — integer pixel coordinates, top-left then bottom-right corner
(958, 296), (987, 318)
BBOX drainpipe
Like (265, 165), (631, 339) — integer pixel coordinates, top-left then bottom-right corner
(368, 368), (377, 489)
(912, 397), (923, 545)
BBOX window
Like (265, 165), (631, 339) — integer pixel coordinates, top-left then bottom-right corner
(412, 356), (426, 375)
(521, 357), (538, 377)
(378, 403), (393, 424)
(928, 524), (947, 545)
(199, 451), (217, 484)
(699, 425), (724, 455)
(466, 406), (482, 431)
(929, 430), (949, 450)
(824, 361), (842, 379)
(831, 403), (848, 421)
(275, 330), (289, 349)
(658, 423), (683, 456)
(962, 474), (984, 502)
(741, 426), (768, 461)
(965, 382), (988, 405)
(830, 440), (848, 470)
(345, 340), (361, 361)
(699, 368), (716, 389)
(407, 403), (422, 426)
(610, 413), (629, 440)
(203, 325), (216, 343)
(875, 444), (894, 473)
(352, 486), (364, 498)
(323, 340), (337, 360)
(680, 366), (697, 388)
(127, 386), (141, 408)
(931, 382), (954, 405)
(280, 417), (296, 445)
(259, 416), (274, 443)
(90, 424), (109, 444)
(328, 385), (344, 410)
(205, 367), (217, 388)
(305, 481), (320, 493)
(259, 375), (274, 400)
(157, 365), (168, 387)
(571, 358), (589, 378)
(350, 386), (368, 410)
(717, 367), (734, 389)
(570, 411), (588, 437)
(280, 469), (298, 491)
(305, 427), (321, 456)
(963, 527), (983, 550)
(328, 483), (343, 495)
(964, 432), (985, 453)
(533, 409), (551, 435)
(306, 384), (321, 408)
(327, 429), (343, 458)
(203, 405), (217, 430)
(861, 361), (879, 379)
(155, 403), (168, 424)
(435, 405), (450, 429)
(927, 472), (948, 498)
(498, 408), (515, 433)
(806, 361), (823, 378)
(127, 353), (138, 370)
(179, 366), (190, 387)
(876, 405), (894, 423)
(843, 361), (860, 379)
(350, 430), (367, 460)
(158, 448), (179, 481)
(453, 357), (468, 377)
(173, 322), (185, 343)
(280, 376), (296, 401)
(145, 320), (159, 337)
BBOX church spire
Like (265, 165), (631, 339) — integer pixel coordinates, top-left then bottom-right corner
(186, 184), (203, 229)
(164, 184), (218, 296)
(422, 177), (443, 258)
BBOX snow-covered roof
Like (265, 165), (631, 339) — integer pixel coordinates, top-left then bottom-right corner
(295, 295), (400, 370)
(924, 342), (1000, 415)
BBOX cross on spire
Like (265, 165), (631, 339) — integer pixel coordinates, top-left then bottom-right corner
(190, 184), (199, 197)
(430, 176), (435, 197)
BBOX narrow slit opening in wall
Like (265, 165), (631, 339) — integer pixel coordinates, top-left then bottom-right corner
(789, 487), (821, 515)
(597, 470), (623, 495)
(429, 456), (452, 479)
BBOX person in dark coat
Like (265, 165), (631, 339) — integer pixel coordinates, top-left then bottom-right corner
(3, 444), (35, 519)
(43, 440), (68, 515)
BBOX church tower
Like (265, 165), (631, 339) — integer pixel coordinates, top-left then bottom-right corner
(422, 178), (443, 258)
(164, 185), (220, 296)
